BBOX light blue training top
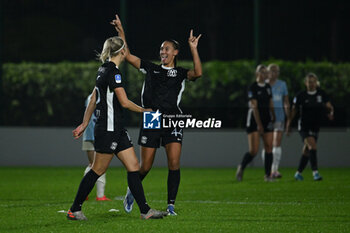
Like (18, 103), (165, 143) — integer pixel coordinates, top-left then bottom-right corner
(82, 94), (97, 141)
(270, 79), (288, 122)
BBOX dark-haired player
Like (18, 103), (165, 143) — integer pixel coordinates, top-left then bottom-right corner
(112, 14), (202, 215)
(286, 73), (334, 181)
(236, 65), (275, 182)
(67, 36), (166, 220)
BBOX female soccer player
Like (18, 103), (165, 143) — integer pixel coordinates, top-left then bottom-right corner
(82, 94), (110, 201)
(111, 14), (202, 215)
(67, 36), (166, 220)
(261, 64), (290, 178)
(286, 73), (334, 181)
(236, 65), (275, 182)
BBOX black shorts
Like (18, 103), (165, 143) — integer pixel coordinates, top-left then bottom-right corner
(138, 127), (183, 148)
(246, 120), (274, 134)
(299, 129), (319, 142)
(94, 128), (133, 154)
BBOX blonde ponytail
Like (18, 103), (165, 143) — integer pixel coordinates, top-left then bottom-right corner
(98, 37), (125, 63)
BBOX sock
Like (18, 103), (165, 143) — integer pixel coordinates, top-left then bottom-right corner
(309, 149), (318, 171)
(312, 170), (319, 176)
(264, 152), (273, 176)
(297, 155), (309, 173)
(127, 171), (150, 214)
(71, 169), (100, 212)
(139, 171), (149, 181)
(96, 173), (106, 198)
(83, 165), (91, 176)
(241, 152), (254, 170)
(272, 147), (282, 172)
(261, 149), (265, 163)
(167, 169), (180, 205)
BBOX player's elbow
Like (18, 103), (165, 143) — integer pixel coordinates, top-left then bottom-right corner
(120, 99), (129, 108)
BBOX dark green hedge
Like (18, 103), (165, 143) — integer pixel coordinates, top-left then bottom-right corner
(2, 60), (349, 127)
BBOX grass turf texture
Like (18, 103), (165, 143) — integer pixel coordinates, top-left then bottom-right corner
(0, 167), (349, 233)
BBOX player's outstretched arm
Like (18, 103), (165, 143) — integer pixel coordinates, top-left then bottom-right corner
(187, 29), (202, 81)
(111, 14), (141, 69)
(73, 88), (97, 139)
(326, 101), (334, 121)
(114, 87), (151, 113)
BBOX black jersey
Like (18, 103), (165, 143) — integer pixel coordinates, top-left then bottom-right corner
(94, 62), (124, 132)
(293, 89), (330, 131)
(139, 60), (189, 114)
(246, 82), (272, 125)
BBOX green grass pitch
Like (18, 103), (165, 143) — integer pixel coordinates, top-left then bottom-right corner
(0, 167), (349, 233)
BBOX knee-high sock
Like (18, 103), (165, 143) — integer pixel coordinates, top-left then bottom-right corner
(96, 173), (106, 198)
(83, 165), (91, 176)
(272, 147), (282, 172)
(241, 152), (254, 170)
(168, 169), (180, 205)
(264, 152), (273, 176)
(309, 149), (318, 171)
(127, 171), (150, 214)
(297, 154), (309, 173)
(139, 171), (149, 181)
(71, 169), (100, 212)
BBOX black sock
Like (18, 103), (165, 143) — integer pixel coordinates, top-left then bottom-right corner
(309, 149), (318, 171)
(127, 171), (150, 214)
(241, 152), (254, 170)
(297, 155), (309, 173)
(168, 169), (180, 205)
(139, 171), (149, 181)
(264, 152), (273, 176)
(70, 169), (100, 212)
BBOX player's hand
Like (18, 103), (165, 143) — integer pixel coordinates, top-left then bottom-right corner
(72, 124), (85, 139)
(110, 14), (124, 35)
(327, 113), (334, 121)
(188, 29), (202, 49)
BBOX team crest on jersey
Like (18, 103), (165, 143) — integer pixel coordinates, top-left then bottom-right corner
(267, 88), (271, 95)
(317, 95), (322, 103)
(115, 74), (121, 83)
(167, 69), (177, 77)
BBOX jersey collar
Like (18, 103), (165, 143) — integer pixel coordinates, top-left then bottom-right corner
(257, 82), (266, 87)
(161, 65), (174, 70)
(307, 90), (317, 95)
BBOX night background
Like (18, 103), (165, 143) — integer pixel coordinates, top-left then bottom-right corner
(3, 0), (350, 63)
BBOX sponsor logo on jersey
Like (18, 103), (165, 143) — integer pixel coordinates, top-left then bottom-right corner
(167, 69), (177, 77)
(143, 110), (162, 129)
(115, 74), (122, 83)
(317, 95), (322, 103)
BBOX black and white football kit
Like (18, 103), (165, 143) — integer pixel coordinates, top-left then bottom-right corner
(246, 82), (274, 133)
(94, 61), (133, 154)
(293, 89), (330, 141)
(138, 60), (190, 148)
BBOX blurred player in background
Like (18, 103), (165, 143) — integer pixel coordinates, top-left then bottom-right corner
(67, 36), (166, 220)
(236, 65), (275, 182)
(287, 73), (334, 181)
(261, 64), (290, 178)
(112, 14), (202, 215)
(82, 94), (110, 201)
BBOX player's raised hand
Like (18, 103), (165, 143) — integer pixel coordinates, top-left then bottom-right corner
(110, 14), (124, 36)
(188, 29), (202, 49)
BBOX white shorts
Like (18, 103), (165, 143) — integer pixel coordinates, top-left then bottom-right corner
(273, 122), (285, 132)
(82, 140), (95, 151)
